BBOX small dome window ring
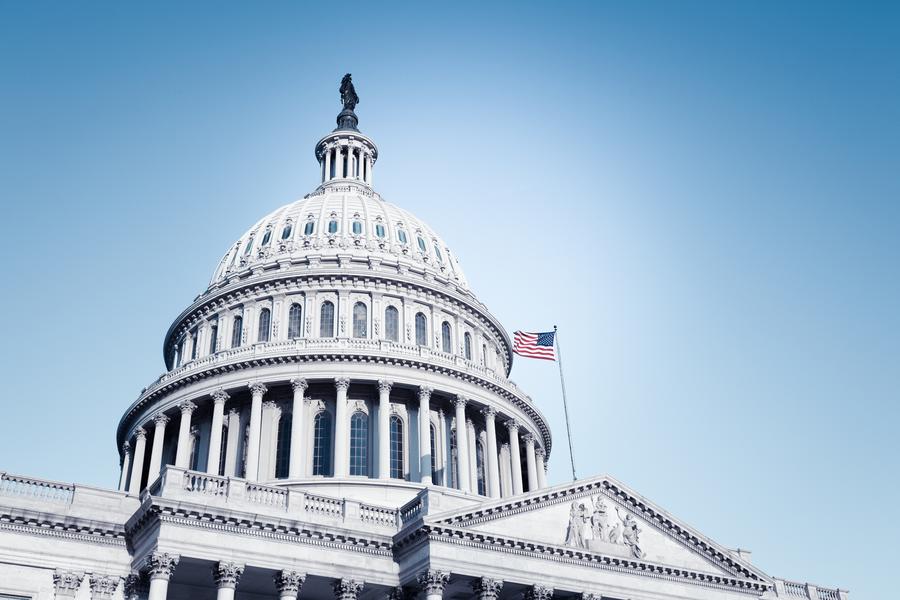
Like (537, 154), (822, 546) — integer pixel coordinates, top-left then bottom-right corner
(304, 220), (315, 236)
(261, 227), (273, 247)
(397, 229), (408, 244)
(352, 220), (363, 235)
(375, 223), (386, 239)
(244, 236), (255, 256)
(417, 236), (427, 253)
(432, 242), (443, 262)
(328, 219), (339, 234)
(281, 220), (294, 240)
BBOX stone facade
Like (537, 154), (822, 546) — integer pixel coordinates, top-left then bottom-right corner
(0, 82), (846, 600)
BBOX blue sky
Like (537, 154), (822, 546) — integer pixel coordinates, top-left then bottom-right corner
(1, 2), (897, 597)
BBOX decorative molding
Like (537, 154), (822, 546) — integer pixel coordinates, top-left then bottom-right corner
(89, 574), (121, 599)
(213, 561), (245, 589)
(275, 570), (307, 595)
(145, 551), (179, 580)
(53, 570), (84, 595)
(417, 570), (450, 595)
(333, 578), (364, 600)
(472, 577), (503, 600)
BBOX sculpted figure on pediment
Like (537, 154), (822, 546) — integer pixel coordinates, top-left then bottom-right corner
(591, 497), (610, 541)
(620, 510), (646, 559)
(565, 500), (589, 549)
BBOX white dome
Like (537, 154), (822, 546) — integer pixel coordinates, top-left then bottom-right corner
(209, 183), (469, 291)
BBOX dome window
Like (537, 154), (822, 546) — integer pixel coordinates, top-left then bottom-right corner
(417, 236), (427, 253)
(281, 222), (293, 240)
(375, 224), (386, 238)
(352, 220), (363, 235)
(433, 243), (443, 262)
(304, 221), (315, 235)
(244, 237), (255, 256)
(261, 229), (272, 246)
(397, 229), (408, 244)
(328, 220), (339, 234)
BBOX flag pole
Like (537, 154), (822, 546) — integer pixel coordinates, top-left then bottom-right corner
(554, 325), (577, 481)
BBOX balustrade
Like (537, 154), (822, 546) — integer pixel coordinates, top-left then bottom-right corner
(0, 473), (74, 504)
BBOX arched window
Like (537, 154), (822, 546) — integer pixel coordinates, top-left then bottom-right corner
(430, 423), (439, 483)
(352, 220), (363, 235)
(350, 412), (369, 476)
(352, 302), (368, 338)
(208, 319), (218, 354)
(244, 237), (254, 256)
(464, 332), (472, 360)
(261, 228), (272, 246)
(415, 313), (427, 346)
(389, 415), (404, 479)
(385, 306), (399, 342)
(433, 243), (443, 262)
(257, 308), (271, 342)
(397, 229), (408, 244)
(476, 440), (487, 496)
(288, 303), (303, 338)
(231, 315), (243, 348)
(441, 321), (452, 353)
(375, 223), (386, 238)
(281, 221), (293, 240)
(417, 236), (427, 253)
(312, 411), (332, 476)
(328, 219), (338, 234)
(275, 415), (292, 479)
(304, 221), (315, 235)
(320, 301), (335, 338)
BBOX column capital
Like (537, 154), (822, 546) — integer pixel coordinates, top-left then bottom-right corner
(535, 446), (546, 458)
(334, 377), (351, 392)
(275, 570), (307, 595)
(580, 594), (602, 600)
(263, 400), (278, 410)
(53, 570), (84, 595)
(453, 395), (468, 408)
(249, 381), (268, 396)
(333, 578), (364, 600)
(417, 570), (450, 595)
(505, 419), (520, 432)
(472, 577), (504, 600)
(89, 574), (121, 599)
(524, 585), (555, 600)
(377, 379), (394, 393)
(178, 400), (197, 414)
(500, 442), (510, 451)
(134, 427), (147, 440)
(122, 441), (131, 454)
(145, 552), (179, 581)
(228, 407), (240, 418)
(212, 389), (230, 404)
(521, 432), (535, 444)
(481, 406), (498, 419)
(152, 413), (170, 427)
(123, 573), (149, 600)
(290, 377), (309, 392)
(418, 385), (433, 400)
(388, 586), (410, 600)
(213, 561), (245, 589)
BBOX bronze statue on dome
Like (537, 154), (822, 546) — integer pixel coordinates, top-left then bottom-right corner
(340, 74), (359, 111)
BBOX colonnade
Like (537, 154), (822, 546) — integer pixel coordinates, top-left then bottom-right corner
(120, 378), (548, 498)
(320, 140), (374, 185)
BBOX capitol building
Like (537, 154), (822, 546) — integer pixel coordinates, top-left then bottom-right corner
(0, 78), (847, 600)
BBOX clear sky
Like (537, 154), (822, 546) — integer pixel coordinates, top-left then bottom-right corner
(1, 2), (897, 598)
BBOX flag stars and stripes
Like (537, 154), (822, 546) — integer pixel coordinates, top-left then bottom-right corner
(513, 330), (556, 361)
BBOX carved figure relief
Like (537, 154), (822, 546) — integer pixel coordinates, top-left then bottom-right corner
(565, 496), (646, 559)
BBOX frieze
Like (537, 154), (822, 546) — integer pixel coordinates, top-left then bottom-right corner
(565, 497), (644, 559)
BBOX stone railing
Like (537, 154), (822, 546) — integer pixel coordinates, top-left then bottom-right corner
(140, 337), (532, 406)
(775, 579), (847, 600)
(0, 472), (75, 504)
(150, 466), (400, 531)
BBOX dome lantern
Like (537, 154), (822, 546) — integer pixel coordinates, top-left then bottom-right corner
(315, 74), (378, 187)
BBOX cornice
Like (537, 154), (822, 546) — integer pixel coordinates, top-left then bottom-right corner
(118, 349), (552, 457)
(126, 500), (394, 558)
(0, 510), (127, 546)
(396, 524), (769, 597)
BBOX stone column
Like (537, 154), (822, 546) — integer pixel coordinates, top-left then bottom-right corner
(535, 447), (548, 488)
(418, 386), (433, 484)
(118, 442), (132, 491)
(324, 146), (332, 181)
(213, 562), (244, 600)
(259, 401), (278, 479)
(289, 378), (308, 478)
(523, 432), (538, 491)
(453, 396), (471, 492)
(417, 570), (449, 600)
(377, 379), (393, 479)
(207, 389), (229, 475)
(145, 552), (179, 600)
(223, 409), (240, 477)
(524, 585), (554, 600)
(467, 419), (477, 492)
(335, 145), (344, 179)
(53, 570), (84, 598)
(481, 407), (501, 497)
(128, 428), (147, 493)
(90, 574), (121, 599)
(174, 401), (197, 469)
(334, 377), (351, 477)
(437, 409), (448, 485)
(499, 443), (512, 497)
(275, 571), (306, 600)
(472, 577), (503, 600)
(333, 578), (364, 600)
(245, 381), (267, 481)
(147, 414), (170, 483)
(506, 420), (523, 495)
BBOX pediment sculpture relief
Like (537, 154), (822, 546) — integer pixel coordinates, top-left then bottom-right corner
(565, 497), (645, 559)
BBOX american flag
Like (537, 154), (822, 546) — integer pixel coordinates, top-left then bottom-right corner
(513, 330), (556, 361)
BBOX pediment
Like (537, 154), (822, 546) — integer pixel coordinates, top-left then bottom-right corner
(429, 475), (769, 582)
